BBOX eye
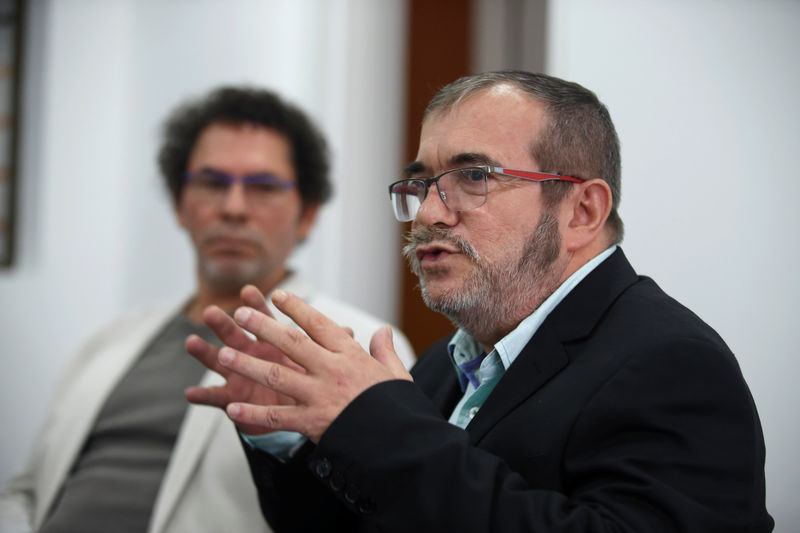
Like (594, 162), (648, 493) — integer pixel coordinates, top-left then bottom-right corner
(192, 170), (229, 189)
(244, 174), (293, 194)
(463, 168), (486, 182)
(248, 182), (284, 193)
(449, 168), (487, 195)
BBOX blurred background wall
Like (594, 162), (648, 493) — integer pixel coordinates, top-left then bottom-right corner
(539, 2), (800, 528)
(0, 0), (797, 529)
(0, 0), (410, 489)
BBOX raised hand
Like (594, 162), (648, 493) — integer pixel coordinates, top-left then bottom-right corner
(184, 285), (302, 435)
(216, 289), (412, 443)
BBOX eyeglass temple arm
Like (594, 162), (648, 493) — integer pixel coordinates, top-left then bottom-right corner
(491, 167), (583, 184)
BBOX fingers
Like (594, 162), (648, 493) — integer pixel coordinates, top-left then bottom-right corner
(186, 334), (225, 374)
(205, 302), (288, 364)
(270, 290), (356, 353)
(219, 346), (311, 402)
(369, 326), (413, 380)
(203, 305), (257, 353)
(225, 403), (312, 440)
(226, 403), (325, 443)
(240, 285), (272, 316)
(218, 294), (407, 444)
(232, 305), (328, 370)
(185, 384), (230, 408)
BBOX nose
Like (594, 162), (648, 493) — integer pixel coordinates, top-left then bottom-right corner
(220, 182), (248, 220)
(415, 182), (458, 227)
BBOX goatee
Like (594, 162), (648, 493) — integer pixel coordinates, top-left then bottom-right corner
(403, 212), (563, 344)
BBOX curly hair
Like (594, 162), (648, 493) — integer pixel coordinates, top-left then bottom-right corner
(158, 86), (331, 207)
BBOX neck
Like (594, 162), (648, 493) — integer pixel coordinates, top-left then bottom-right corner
(472, 244), (612, 350)
(184, 292), (243, 323)
(469, 247), (595, 351)
(455, 261), (566, 352)
(185, 269), (291, 323)
(472, 276), (561, 353)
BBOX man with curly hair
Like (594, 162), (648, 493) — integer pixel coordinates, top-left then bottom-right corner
(0, 86), (414, 533)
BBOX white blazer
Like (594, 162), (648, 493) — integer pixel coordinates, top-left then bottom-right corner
(0, 274), (415, 533)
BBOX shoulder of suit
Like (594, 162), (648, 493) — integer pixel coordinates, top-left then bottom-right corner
(70, 298), (188, 360)
(48, 298), (189, 399)
(88, 298), (187, 336)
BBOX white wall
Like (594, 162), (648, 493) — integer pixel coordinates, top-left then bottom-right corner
(0, 0), (408, 484)
(546, 0), (799, 529)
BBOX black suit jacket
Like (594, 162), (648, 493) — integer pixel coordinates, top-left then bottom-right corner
(245, 249), (773, 532)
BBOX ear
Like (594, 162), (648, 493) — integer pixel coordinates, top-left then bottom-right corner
(561, 179), (613, 252)
(296, 203), (320, 241)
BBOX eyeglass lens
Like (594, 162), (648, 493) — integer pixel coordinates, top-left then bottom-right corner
(390, 167), (488, 222)
(187, 170), (294, 201)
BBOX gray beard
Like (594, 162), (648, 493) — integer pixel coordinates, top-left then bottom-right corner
(198, 256), (266, 294)
(403, 212), (562, 344)
(195, 224), (270, 294)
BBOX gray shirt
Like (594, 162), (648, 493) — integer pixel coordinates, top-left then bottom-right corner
(39, 313), (215, 533)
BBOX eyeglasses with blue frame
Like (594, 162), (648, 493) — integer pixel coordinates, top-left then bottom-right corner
(184, 168), (296, 202)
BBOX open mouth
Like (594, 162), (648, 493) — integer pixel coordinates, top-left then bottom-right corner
(416, 243), (460, 265)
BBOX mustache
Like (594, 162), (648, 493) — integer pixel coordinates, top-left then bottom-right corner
(402, 225), (480, 263)
(200, 225), (263, 248)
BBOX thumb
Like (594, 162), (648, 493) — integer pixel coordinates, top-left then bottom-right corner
(369, 326), (412, 381)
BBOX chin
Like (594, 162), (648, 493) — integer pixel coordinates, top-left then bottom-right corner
(418, 262), (463, 282)
(418, 278), (466, 305)
(201, 259), (264, 290)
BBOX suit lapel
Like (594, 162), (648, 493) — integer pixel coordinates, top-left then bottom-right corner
(148, 371), (225, 533)
(35, 343), (141, 528)
(34, 303), (185, 529)
(466, 326), (568, 443)
(148, 274), (311, 532)
(465, 248), (639, 444)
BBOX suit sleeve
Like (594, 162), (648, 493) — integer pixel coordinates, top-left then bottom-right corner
(242, 437), (359, 533)
(268, 337), (770, 532)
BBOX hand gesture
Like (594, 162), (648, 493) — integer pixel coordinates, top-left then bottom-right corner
(184, 285), (302, 435)
(211, 289), (412, 443)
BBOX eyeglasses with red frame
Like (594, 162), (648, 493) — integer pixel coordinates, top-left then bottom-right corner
(388, 165), (583, 222)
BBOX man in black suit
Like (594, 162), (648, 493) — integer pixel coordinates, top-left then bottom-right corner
(186, 71), (773, 532)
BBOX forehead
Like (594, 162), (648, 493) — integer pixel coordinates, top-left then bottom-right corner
(416, 86), (547, 171)
(189, 122), (295, 177)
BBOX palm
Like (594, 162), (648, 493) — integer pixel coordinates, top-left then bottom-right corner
(184, 286), (303, 435)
